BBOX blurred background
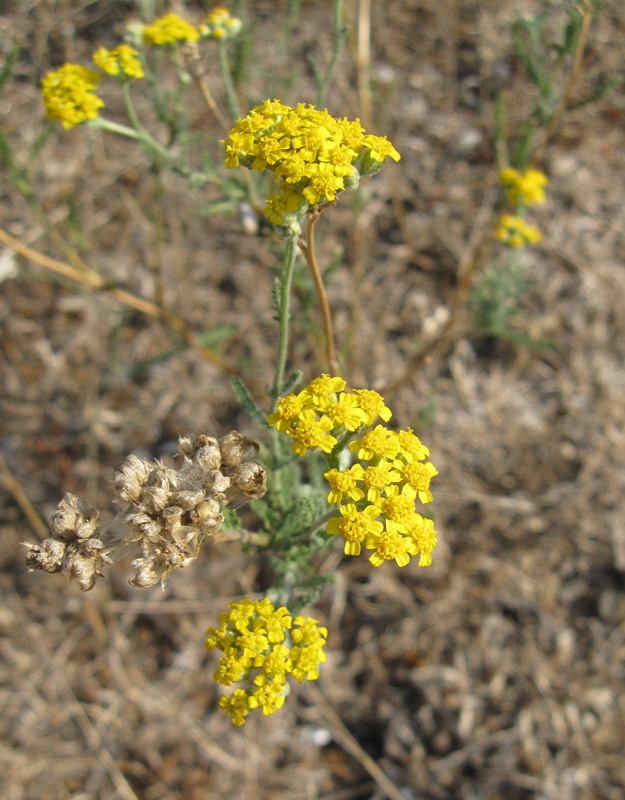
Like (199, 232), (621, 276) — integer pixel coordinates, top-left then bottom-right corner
(1, 1), (625, 798)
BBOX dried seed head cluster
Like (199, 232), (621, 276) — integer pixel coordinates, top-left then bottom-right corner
(24, 493), (112, 591)
(24, 431), (266, 592)
(116, 432), (267, 589)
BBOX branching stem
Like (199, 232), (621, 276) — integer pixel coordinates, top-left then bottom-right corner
(298, 206), (338, 374)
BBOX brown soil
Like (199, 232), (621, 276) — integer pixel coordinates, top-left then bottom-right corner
(1, 2), (625, 799)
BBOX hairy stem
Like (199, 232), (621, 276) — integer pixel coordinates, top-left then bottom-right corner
(272, 234), (299, 406)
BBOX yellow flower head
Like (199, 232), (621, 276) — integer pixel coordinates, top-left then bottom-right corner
(207, 599), (327, 723)
(324, 467), (365, 505)
(267, 391), (308, 433)
(287, 410), (337, 456)
(327, 503), (384, 556)
(143, 13), (200, 45)
(355, 388), (392, 425)
(300, 374), (346, 408)
(393, 459), (438, 504)
(406, 515), (438, 567)
(219, 689), (249, 726)
(365, 528), (418, 568)
(350, 460), (402, 504)
(222, 101), (400, 226)
(500, 168), (548, 206)
(41, 64), (104, 129)
(324, 393), (367, 432)
(495, 214), (542, 248)
(349, 425), (400, 462)
(200, 7), (242, 39)
(92, 45), (144, 79)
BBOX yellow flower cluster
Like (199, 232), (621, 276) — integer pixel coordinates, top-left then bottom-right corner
(92, 45), (144, 79)
(143, 13), (200, 45)
(495, 214), (543, 248)
(206, 599), (327, 725)
(268, 375), (438, 569)
(41, 64), (104, 129)
(500, 168), (548, 206)
(495, 168), (548, 247)
(200, 7), (242, 39)
(222, 100), (401, 226)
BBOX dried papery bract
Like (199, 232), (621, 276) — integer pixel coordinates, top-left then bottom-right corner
(24, 493), (112, 592)
(24, 431), (267, 591)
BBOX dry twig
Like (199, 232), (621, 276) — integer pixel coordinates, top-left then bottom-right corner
(0, 227), (236, 374)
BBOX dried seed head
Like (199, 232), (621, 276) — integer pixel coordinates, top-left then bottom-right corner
(114, 454), (152, 503)
(206, 469), (232, 499)
(60, 538), (111, 592)
(171, 489), (206, 511)
(219, 431), (259, 467)
(50, 493), (99, 541)
(123, 511), (162, 543)
(161, 505), (183, 530)
(24, 538), (66, 573)
(130, 549), (183, 590)
(194, 497), (221, 520)
(194, 438), (222, 472)
(129, 556), (162, 589)
(231, 462), (268, 500)
(177, 436), (195, 457)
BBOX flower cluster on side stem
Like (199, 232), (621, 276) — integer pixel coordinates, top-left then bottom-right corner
(206, 599), (327, 725)
(269, 375), (439, 569)
(495, 167), (549, 248)
(41, 64), (104, 129)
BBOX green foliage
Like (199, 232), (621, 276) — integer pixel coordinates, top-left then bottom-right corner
(506, 1), (613, 169)
(128, 326), (237, 376)
(0, 45), (18, 99)
(230, 376), (268, 429)
(469, 258), (529, 338)
(468, 260), (554, 349)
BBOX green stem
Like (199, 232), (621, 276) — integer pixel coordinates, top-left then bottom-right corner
(218, 39), (243, 119)
(271, 234), (299, 406)
(88, 117), (141, 139)
(317, 0), (348, 108)
(105, 84), (220, 186)
(121, 82), (174, 163)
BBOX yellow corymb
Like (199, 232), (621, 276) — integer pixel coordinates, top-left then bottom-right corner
(41, 64), (104, 129)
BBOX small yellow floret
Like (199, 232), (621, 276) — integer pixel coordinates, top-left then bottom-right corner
(287, 410), (337, 456)
(327, 503), (383, 556)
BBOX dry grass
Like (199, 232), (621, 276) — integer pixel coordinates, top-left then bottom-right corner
(1, 1), (625, 798)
